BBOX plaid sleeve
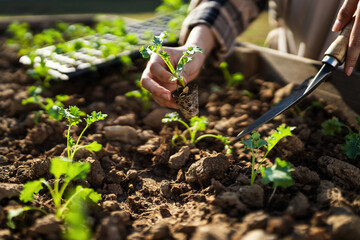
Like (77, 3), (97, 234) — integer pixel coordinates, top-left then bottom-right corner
(179, 0), (266, 63)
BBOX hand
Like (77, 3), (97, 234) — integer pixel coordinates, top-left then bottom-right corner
(140, 45), (205, 108)
(332, 0), (360, 76)
(140, 24), (216, 108)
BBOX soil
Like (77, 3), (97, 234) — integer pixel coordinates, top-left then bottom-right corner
(1, 30), (360, 240)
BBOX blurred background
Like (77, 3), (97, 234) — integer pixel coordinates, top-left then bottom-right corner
(0, 0), (163, 15)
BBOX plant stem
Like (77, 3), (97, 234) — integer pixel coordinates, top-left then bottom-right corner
(66, 124), (72, 159)
(71, 123), (89, 160)
(267, 186), (277, 206)
(58, 188), (84, 218)
(250, 149), (258, 185)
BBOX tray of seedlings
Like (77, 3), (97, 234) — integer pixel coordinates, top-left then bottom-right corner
(1, 11), (360, 240)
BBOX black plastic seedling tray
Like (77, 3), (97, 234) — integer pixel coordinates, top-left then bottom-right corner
(19, 14), (177, 80)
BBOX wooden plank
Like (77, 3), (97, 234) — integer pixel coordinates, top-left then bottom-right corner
(227, 43), (360, 125)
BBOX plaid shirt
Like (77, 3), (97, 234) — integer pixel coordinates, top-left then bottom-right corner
(179, 0), (267, 62)
(180, 0), (344, 62)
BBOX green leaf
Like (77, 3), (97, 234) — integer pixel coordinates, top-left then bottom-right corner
(185, 46), (203, 55)
(83, 141), (102, 152)
(261, 158), (293, 188)
(153, 31), (167, 47)
(190, 116), (208, 131)
(242, 131), (267, 150)
(321, 118), (343, 136)
(7, 206), (32, 229)
(65, 162), (91, 182)
(85, 111), (107, 125)
(139, 46), (151, 59)
(342, 133), (360, 159)
(19, 180), (44, 203)
(231, 73), (244, 83)
(69, 137), (75, 149)
(266, 124), (294, 153)
(75, 186), (102, 203)
(162, 112), (180, 123)
(58, 106), (82, 126)
(50, 157), (72, 179)
(125, 90), (142, 98)
(55, 94), (69, 102)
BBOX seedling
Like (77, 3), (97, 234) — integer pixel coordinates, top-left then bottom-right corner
(22, 86), (69, 123)
(5, 21), (33, 55)
(290, 101), (324, 118)
(95, 18), (127, 37)
(260, 157), (293, 204)
(162, 112), (232, 154)
(140, 31), (203, 90)
(57, 106), (107, 161)
(125, 79), (152, 111)
(219, 61), (244, 88)
(33, 28), (64, 47)
(321, 117), (360, 159)
(7, 157), (102, 228)
(242, 124), (295, 185)
(55, 21), (95, 40)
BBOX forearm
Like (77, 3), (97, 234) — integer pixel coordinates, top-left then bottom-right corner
(184, 24), (216, 60)
(180, 0), (264, 63)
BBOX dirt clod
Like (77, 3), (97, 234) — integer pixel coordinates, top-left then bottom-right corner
(185, 153), (230, 185)
(169, 145), (190, 169)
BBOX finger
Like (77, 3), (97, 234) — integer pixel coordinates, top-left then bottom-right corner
(149, 62), (176, 84)
(345, 12), (360, 75)
(333, 0), (358, 32)
(141, 74), (172, 101)
(152, 94), (179, 109)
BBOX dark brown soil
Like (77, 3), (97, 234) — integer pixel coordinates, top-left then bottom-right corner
(1, 30), (360, 240)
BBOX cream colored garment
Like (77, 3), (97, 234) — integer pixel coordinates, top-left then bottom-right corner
(266, 0), (344, 60)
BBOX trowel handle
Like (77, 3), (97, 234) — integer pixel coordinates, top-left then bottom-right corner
(324, 18), (355, 65)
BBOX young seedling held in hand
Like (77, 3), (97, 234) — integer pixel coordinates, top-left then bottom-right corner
(57, 106), (107, 161)
(162, 112), (232, 154)
(242, 124), (295, 185)
(140, 31), (203, 90)
(321, 117), (360, 159)
(260, 157), (293, 205)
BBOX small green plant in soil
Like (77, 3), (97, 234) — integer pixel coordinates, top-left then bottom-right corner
(125, 79), (152, 111)
(242, 124), (295, 185)
(162, 112), (232, 154)
(22, 86), (69, 123)
(290, 101), (324, 118)
(5, 21), (33, 55)
(260, 157), (294, 204)
(7, 157), (102, 231)
(321, 117), (360, 159)
(219, 61), (244, 88)
(140, 31), (203, 90)
(57, 106), (107, 161)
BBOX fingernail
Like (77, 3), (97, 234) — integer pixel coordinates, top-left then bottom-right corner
(332, 20), (342, 32)
(161, 93), (170, 101)
(346, 67), (354, 76)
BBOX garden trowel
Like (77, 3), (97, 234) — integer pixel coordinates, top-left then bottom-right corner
(234, 19), (354, 142)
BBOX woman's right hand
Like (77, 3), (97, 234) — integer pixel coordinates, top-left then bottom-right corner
(140, 45), (206, 109)
(140, 24), (216, 109)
